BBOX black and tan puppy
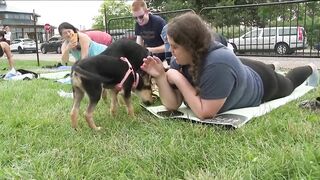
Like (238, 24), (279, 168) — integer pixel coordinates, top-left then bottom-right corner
(71, 39), (153, 130)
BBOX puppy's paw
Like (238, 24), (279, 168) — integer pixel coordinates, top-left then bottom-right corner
(94, 126), (102, 131)
(71, 124), (78, 130)
(127, 108), (135, 116)
(110, 108), (117, 116)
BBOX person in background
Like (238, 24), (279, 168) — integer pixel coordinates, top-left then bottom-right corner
(141, 12), (318, 120)
(84, 30), (112, 46)
(4, 26), (11, 45)
(58, 22), (107, 63)
(160, 24), (172, 65)
(131, 0), (166, 62)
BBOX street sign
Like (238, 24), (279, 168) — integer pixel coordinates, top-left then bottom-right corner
(44, 23), (51, 32)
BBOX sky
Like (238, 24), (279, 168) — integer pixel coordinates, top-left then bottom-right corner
(6, 0), (105, 33)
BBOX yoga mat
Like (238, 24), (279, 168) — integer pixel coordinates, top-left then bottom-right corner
(142, 84), (314, 128)
(39, 71), (70, 80)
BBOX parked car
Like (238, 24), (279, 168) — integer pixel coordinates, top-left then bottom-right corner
(10, 38), (37, 54)
(315, 42), (320, 51)
(229, 26), (308, 55)
(40, 36), (63, 54)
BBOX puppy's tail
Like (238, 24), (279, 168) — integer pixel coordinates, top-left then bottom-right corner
(74, 65), (113, 84)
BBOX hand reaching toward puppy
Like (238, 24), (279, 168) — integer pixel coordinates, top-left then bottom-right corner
(141, 56), (166, 78)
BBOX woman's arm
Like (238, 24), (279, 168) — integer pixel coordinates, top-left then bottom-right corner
(61, 41), (70, 63)
(78, 32), (91, 59)
(155, 71), (183, 110)
(142, 56), (226, 119)
(141, 56), (183, 110)
(166, 69), (226, 119)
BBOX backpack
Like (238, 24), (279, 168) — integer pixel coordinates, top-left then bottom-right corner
(16, 69), (39, 78)
(1, 68), (38, 80)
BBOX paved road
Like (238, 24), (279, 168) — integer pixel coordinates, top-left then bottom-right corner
(12, 52), (319, 69)
(12, 52), (76, 62)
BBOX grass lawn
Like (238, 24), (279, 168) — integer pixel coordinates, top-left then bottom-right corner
(0, 60), (319, 179)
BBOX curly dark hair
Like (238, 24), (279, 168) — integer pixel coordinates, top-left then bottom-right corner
(167, 12), (213, 94)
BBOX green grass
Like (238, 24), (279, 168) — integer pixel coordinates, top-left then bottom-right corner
(0, 60), (319, 179)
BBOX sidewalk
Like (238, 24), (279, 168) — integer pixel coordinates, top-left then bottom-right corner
(10, 52), (319, 69)
(242, 56), (320, 69)
(11, 52), (75, 62)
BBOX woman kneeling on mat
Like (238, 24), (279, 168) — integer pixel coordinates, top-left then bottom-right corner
(141, 12), (318, 120)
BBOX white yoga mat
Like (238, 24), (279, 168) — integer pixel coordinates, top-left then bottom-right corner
(142, 84), (315, 128)
(39, 71), (71, 80)
(32, 66), (72, 73)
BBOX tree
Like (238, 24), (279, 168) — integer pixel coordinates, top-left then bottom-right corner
(92, 0), (131, 30)
(148, 0), (225, 12)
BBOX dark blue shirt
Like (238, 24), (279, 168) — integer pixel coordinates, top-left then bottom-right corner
(135, 14), (166, 60)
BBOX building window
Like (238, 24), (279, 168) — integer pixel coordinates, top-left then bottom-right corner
(15, 28), (22, 32)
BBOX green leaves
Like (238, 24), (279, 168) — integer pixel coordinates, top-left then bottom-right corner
(92, 0), (131, 30)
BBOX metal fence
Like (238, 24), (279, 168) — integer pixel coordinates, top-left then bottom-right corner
(106, 1), (320, 58)
(106, 9), (194, 42)
(199, 0), (320, 57)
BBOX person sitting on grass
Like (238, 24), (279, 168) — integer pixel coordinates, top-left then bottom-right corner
(58, 22), (107, 63)
(141, 12), (319, 120)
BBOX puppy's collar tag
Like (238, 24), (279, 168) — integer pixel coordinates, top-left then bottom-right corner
(115, 57), (139, 91)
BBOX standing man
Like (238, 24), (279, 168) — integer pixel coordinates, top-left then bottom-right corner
(131, 0), (166, 61)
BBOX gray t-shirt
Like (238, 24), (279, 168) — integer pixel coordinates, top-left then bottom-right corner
(170, 42), (264, 113)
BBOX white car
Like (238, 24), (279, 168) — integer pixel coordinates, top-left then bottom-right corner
(10, 38), (37, 54)
(227, 42), (235, 53)
(229, 26), (308, 55)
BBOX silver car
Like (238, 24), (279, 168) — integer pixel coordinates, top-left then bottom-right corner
(229, 26), (308, 55)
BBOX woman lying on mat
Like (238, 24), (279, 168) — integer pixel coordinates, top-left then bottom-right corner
(141, 12), (319, 120)
(58, 22), (107, 63)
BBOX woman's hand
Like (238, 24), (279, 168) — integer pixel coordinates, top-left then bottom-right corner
(67, 41), (77, 50)
(141, 56), (166, 78)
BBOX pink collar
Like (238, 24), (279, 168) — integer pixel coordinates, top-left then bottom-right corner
(115, 57), (139, 91)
